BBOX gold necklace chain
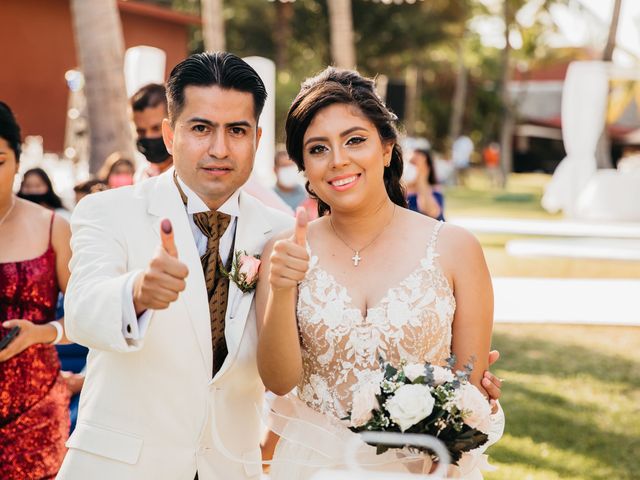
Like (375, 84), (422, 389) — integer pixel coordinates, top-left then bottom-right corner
(329, 204), (396, 267)
(0, 196), (16, 228)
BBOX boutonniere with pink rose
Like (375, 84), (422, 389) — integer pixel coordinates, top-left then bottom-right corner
(220, 250), (261, 293)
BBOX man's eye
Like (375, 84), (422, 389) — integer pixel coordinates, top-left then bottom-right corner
(347, 136), (366, 145)
(230, 127), (246, 136)
(309, 145), (327, 155)
(192, 125), (208, 133)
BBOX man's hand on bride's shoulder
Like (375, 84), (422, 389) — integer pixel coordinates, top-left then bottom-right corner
(133, 219), (188, 314)
(483, 349), (503, 413)
(269, 208), (310, 292)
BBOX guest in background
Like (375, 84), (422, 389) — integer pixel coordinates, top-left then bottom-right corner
(482, 141), (502, 188)
(404, 148), (445, 221)
(452, 134), (473, 186)
(18, 167), (70, 219)
(273, 149), (307, 210)
(131, 83), (173, 181)
(0, 101), (73, 479)
(97, 151), (135, 189)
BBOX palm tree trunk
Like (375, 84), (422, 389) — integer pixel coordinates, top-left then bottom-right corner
(326, 0), (356, 69)
(202, 0), (225, 52)
(448, 43), (468, 143)
(498, 0), (514, 186)
(597, 0), (623, 169)
(275, 1), (294, 70)
(603, 0), (623, 61)
(70, 0), (135, 174)
(404, 66), (418, 136)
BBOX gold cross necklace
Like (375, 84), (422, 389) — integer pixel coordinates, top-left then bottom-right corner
(329, 204), (396, 267)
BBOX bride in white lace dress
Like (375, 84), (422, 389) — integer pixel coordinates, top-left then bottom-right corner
(256, 68), (504, 479)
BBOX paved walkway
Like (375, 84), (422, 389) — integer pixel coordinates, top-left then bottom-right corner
(493, 277), (640, 326)
(450, 217), (640, 239)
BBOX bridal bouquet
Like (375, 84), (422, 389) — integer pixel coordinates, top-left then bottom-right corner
(347, 356), (491, 465)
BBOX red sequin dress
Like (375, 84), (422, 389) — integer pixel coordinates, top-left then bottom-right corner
(0, 213), (70, 479)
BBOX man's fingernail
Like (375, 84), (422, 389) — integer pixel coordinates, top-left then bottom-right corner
(161, 219), (172, 234)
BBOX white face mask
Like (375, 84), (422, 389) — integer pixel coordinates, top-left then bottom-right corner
(402, 162), (418, 184)
(277, 165), (300, 189)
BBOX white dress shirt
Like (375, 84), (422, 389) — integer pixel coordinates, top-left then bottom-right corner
(122, 175), (240, 340)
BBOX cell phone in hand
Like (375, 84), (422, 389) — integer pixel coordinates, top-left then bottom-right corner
(0, 326), (20, 351)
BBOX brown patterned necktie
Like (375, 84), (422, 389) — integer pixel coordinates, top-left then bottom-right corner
(173, 175), (232, 376)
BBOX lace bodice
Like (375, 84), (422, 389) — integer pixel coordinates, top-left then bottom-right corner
(296, 222), (456, 420)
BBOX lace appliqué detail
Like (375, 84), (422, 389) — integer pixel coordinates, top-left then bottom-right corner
(296, 222), (456, 420)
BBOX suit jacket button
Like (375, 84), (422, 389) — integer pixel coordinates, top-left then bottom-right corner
(126, 324), (132, 333)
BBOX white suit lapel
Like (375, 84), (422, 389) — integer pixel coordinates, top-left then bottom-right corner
(213, 191), (272, 382)
(147, 169), (213, 375)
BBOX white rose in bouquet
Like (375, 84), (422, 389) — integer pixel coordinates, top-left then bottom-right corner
(455, 383), (492, 433)
(403, 363), (426, 382)
(350, 383), (380, 427)
(386, 384), (435, 432)
(432, 365), (455, 385)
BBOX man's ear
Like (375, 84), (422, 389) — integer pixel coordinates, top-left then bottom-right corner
(162, 118), (174, 155)
(255, 126), (263, 150)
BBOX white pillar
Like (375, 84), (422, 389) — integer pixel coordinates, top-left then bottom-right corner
(243, 56), (276, 187)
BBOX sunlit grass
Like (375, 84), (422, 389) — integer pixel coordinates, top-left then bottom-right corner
(485, 324), (640, 480)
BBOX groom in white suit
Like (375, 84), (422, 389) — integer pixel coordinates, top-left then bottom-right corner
(58, 52), (292, 479)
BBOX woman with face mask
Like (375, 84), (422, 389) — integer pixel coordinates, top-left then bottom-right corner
(273, 149), (308, 210)
(403, 147), (445, 221)
(97, 152), (135, 189)
(18, 167), (70, 220)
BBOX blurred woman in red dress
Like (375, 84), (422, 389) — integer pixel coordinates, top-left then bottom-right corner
(0, 102), (72, 479)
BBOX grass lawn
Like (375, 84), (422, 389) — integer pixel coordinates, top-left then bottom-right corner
(486, 324), (640, 480)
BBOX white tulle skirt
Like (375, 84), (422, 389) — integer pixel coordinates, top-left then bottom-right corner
(266, 395), (504, 480)
(211, 394), (504, 479)
(267, 395), (431, 480)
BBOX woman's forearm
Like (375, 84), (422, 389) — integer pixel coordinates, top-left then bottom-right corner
(257, 288), (303, 395)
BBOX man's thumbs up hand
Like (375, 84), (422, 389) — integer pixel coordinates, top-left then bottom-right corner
(269, 208), (311, 292)
(133, 218), (189, 315)
(160, 219), (178, 258)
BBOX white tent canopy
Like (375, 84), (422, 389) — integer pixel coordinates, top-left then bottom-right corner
(541, 61), (640, 222)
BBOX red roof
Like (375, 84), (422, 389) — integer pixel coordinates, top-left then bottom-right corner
(118, 0), (201, 26)
(512, 62), (570, 82)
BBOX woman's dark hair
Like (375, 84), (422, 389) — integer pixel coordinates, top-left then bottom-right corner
(0, 101), (22, 161)
(415, 148), (438, 186)
(166, 52), (267, 124)
(285, 67), (406, 216)
(18, 168), (64, 210)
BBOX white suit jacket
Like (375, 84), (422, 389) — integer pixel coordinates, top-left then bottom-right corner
(58, 170), (293, 480)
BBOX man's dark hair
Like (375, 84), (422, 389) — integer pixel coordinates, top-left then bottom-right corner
(166, 52), (267, 124)
(131, 83), (167, 112)
(74, 178), (107, 195)
(0, 101), (22, 160)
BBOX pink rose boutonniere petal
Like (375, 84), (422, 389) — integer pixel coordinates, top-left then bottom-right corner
(220, 250), (261, 293)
